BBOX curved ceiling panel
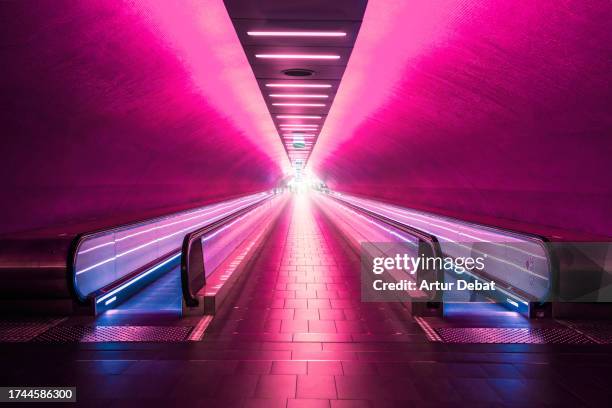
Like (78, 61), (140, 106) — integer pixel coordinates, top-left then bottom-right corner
(0, 0), (286, 234)
(311, 0), (612, 237)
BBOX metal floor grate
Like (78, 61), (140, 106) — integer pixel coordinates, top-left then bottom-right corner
(435, 327), (594, 344)
(561, 321), (612, 344)
(0, 318), (66, 342)
(34, 325), (193, 343)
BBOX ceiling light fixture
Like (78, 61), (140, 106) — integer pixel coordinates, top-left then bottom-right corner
(266, 83), (332, 88)
(255, 54), (340, 60)
(248, 31), (346, 37)
(276, 115), (321, 119)
(273, 103), (325, 107)
(269, 94), (328, 99)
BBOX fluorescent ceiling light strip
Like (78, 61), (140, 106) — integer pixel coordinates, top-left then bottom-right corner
(248, 31), (346, 37)
(276, 115), (321, 119)
(283, 133), (316, 137)
(273, 103), (325, 107)
(266, 84), (332, 88)
(269, 94), (328, 99)
(279, 124), (319, 127)
(255, 54), (340, 60)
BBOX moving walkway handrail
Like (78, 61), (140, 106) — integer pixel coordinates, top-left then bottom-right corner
(330, 192), (556, 305)
(181, 196), (274, 307)
(69, 192), (272, 303)
(325, 193), (444, 302)
(328, 194), (441, 252)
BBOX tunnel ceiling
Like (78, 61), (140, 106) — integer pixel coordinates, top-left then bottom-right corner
(224, 0), (367, 170)
(0, 0), (289, 234)
(309, 0), (612, 237)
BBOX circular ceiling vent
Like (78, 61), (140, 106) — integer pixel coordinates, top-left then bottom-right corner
(282, 69), (314, 77)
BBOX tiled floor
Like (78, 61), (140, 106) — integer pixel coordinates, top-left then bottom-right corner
(2, 195), (612, 407)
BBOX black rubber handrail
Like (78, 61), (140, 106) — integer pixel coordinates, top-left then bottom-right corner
(330, 193), (556, 305)
(68, 193), (272, 303)
(181, 195), (274, 307)
(325, 193), (444, 302)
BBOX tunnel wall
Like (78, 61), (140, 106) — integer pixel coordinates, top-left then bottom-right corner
(0, 1), (283, 235)
(312, 0), (612, 238)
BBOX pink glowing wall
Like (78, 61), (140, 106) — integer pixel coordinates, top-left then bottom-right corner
(311, 0), (612, 237)
(0, 0), (286, 234)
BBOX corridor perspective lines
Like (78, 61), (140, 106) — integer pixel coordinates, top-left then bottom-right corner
(2, 195), (608, 407)
(192, 195), (592, 407)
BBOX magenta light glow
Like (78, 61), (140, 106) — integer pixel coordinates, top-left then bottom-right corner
(247, 31), (346, 37)
(266, 84), (332, 88)
(269, 94), (328, 98)
(255, 54), (340, 60)
(128, 1), (289, 171)
(308, 0), (612, 238)
(273, 103), (325, 107)
(279, 124), (319, 127)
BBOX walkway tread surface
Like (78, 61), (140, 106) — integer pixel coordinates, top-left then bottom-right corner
(1, 196), (612, 407)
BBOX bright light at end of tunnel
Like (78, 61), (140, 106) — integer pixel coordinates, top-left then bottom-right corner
(266, 83), (332, 88)
(269, 94), (328, 98)
(276, 115), (321, 119)
(273, 103), (325, 107)
(255, 54), (340, 60)
(247, 31), (346, 37)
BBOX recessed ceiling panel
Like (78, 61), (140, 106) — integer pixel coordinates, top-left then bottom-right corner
(224, 0), (367, 168)
(224, 0), (368, 21)
(251, 64), (347, 80)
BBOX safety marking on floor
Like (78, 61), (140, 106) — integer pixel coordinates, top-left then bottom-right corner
(187, 315), (213, 341)
(414, 316), (442, 342)
(0, 317), (67, 343)
(434, 327), (593, 344)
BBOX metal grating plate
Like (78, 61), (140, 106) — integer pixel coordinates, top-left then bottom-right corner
(561, 321), (612, 345)
(0, 318), (66, 342)
(34, 325), (193, 343)
(435, 327), (593, 344)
